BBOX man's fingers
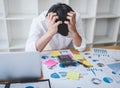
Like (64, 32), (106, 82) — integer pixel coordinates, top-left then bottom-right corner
(67, 12), (74, 17)
(49, 12), (57, 21)
(67, 11), (76, 17)
(67, 16), (73, 23)
(70, 11), (76, 14)
(51, 16), (58, 23)
(55, 21), (62, 26)
(64, 21), (70, 25)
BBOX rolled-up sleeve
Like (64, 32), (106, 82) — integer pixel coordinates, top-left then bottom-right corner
(73, 13), (86, 51)
(25, 18), (42, 52)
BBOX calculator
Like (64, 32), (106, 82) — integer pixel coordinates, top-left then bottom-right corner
(58, 55), (76, 66)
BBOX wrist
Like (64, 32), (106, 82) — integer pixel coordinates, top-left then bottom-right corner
(46, 31), (55, 37)
(70, 30), (78, 37)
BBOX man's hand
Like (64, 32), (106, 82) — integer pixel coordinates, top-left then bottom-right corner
(64, 11), (82, 47)
(36, 12), (62, 52)
(47, 12), (62, 35)
(64, 11), (77, 35)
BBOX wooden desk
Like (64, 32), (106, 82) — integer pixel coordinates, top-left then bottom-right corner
(85, 45), (120, 51)
(71, 45), (120, 54)
(0, 46), (120, 84)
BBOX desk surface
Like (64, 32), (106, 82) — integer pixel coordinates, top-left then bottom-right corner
(0, 46), (120, 86)
(41, 45), (120, 88)
(71, 45), (120, 54)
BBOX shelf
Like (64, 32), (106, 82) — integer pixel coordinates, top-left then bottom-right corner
(0, 0), (4, 18)
(6, 20), (31, 40)
(6, 14), (37, 20)
(5, 0), (37, 17)
(9, 48), (25, 52)
(93, 43), (116, 47)
(0, 40), (9, 49)
(0, 20), (8, 40)
(6, 20), (31, 50)
(69, 0), (97, 17)
(96, 13), (119, 18)
(81, 13), (95, 19)
(94, 36), (115, 44)
(117, 42), (120, 45)
(118, 35), (120, 42)
(38, 0), (69, 14)
(118, 26), (120, 42)
(0, 20), (9, 50)
(9, 39), (26, 49)
(97, 0), (120, 16)
(82, 19), (95, 44)
(0, 13), (4, 19)
(94, 18), (119, 44)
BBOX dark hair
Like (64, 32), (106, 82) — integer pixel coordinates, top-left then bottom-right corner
(46, 3), (74, 36)
(46, 3), (74, 22)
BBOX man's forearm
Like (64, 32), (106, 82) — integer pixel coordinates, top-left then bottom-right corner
(36, 32), (54, 52)
(71, 32), (82, 47)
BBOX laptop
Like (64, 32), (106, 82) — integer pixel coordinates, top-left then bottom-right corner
(0, 51), (41, 81)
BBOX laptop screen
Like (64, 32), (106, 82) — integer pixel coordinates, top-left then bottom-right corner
(0, 52), (41, 81)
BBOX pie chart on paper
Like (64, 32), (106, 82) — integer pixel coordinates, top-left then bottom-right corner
(103, 77), (113, 83)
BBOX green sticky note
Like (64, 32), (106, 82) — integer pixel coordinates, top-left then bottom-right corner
(66, 72), (79, 80)
(74, 54), (84, 60)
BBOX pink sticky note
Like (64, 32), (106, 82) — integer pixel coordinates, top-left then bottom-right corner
(44, 59), (58, 67)
(67, 54), (73, 58)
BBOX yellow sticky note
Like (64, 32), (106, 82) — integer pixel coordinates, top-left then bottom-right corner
(51, 51), (61, 56)
(74, 54), (84, 60)
(82, 60), (93, 67)
(66, 72), (79, 80)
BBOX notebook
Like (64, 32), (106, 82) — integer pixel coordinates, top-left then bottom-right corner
(5, 79), (51, 88)
(0, 51), (41, 81)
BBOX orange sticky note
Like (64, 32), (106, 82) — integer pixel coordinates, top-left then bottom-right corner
(82, 60), (93, 67)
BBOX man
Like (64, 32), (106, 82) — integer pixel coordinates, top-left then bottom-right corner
(25, 3), (86, 52)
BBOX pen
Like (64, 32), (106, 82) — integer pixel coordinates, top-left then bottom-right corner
(91, 69), (96, 76)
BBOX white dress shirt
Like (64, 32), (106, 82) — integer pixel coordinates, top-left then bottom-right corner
(25, 11), (86, 52)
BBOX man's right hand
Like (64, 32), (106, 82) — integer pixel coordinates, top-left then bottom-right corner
(46, 12), (62, 35)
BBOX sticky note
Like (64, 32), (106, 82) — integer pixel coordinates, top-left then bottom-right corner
(51, 51), (61, 56)
(44, 59), (58, 67)
(74, 54), (84, 60)
(82, 60), (93, 67)
(67, 54), (73, 58)
(66, 72), (79, 80)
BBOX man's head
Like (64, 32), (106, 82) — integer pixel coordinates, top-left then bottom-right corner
(46, 3), (74, 36)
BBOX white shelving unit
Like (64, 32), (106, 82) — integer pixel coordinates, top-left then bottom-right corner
(38, 0), (69, 14)
(82, 19), (95, 44)
(0, 0), (120, 52)
(0, 0), (5, 19)
(6, 20), (32, 50)
(4, 0), (37, 20)
(94, 18), (119, 44)
(0, 20), (9, 50)
(69, 0), (97, 18)
(96, 0), (120, 18)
